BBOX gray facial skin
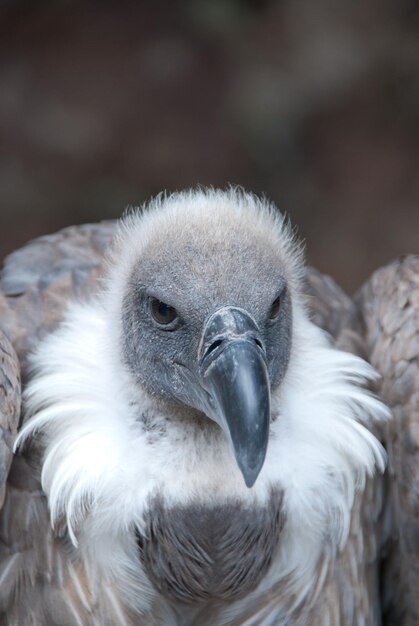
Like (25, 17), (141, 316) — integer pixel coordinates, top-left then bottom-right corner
(121, 224), (293, 487)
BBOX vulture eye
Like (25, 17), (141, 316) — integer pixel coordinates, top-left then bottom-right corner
(269, 296), (281, 320)
(150, 298), (178, 326)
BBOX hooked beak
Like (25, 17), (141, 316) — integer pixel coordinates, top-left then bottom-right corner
(197, 306), (271, 488)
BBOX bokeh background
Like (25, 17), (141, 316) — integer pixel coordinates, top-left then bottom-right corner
(0, 0), (418, 293)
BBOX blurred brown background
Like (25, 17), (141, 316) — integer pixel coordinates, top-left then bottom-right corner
(0, 0), (418, 293)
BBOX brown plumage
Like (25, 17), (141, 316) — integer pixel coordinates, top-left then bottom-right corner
(357, 257), (419, 626)
(0, 212), (417, 625)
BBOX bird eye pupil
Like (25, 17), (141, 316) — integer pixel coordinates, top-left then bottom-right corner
(269, 296), (281, 320)
(150, 298), (177, 325)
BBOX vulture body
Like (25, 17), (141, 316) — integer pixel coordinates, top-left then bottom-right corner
(0, 189), (417, 625)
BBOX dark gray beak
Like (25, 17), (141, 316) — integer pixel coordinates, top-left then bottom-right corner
(198, 306), (271, 488)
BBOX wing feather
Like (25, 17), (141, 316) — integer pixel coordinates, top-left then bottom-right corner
(0, 331), (20, 511)
(356, 255), (419, 626)
(0, 223), (150, 625)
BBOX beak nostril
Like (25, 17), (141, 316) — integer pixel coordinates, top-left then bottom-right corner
(203, 335), (265, 366)
(254, 338), (264, 351)
(205, 338), (223, 358)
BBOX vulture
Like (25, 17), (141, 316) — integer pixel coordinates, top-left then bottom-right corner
(0, 188), (418, 626)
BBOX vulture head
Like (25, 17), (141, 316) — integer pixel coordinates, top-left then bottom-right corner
(117, 191), (297, 489)
(17, 189), (388, 617)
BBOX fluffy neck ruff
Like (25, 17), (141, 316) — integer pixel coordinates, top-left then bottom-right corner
(17, 296), (389, 616)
